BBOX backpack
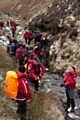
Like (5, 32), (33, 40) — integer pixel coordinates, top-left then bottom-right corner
(4, 71), (18, 99)
(20, 49), (27, 63)
(16, 47), (23, 59)
(10, 39), (18, 55)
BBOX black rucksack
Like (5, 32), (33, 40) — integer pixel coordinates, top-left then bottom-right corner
(19, 49), (27, 63)
(10, 39), (18, 55)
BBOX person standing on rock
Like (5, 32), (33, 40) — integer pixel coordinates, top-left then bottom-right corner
(60, 66), (77, 112)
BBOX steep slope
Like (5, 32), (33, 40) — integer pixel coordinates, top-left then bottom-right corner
(27, 0), (80, 73)
(0, 0), (56, 20)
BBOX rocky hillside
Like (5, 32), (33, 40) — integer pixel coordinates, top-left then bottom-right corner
(27, 0), (80, 74)
(0, 0), (80, 86)
(0, 0), (56, 21)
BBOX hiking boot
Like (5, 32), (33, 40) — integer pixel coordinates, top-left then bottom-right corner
(18, 118), (26, 120)
(65, 108), (69, 113)
(20, 116), (26, 120)
(20, 118), (26, 120)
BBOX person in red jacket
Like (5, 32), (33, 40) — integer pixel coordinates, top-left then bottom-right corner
(11, 26), (16, 38)
(61, 66), (77, 113)
(23, 30), (33, 45)
(16, 65), (31, 120)
(34, 44), (44, 60)
(27, 56), (45, 91)
(15, 44), (25, 62)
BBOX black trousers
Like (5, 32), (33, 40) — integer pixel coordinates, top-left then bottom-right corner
(40, 40), (48, 49)
(28, 78), (39, 91)
(25, 38), (32, 45)
(16, 100), (27, 117)
(12, 32), (15, 38)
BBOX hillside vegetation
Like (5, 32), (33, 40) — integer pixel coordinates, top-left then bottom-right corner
(0, 0), (56, 21)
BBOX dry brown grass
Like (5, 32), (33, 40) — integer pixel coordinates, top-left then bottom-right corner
(0, 45), (17, 77)
(27, 85), (59, 120)
(0, 0), (56, 22)
(0, 45), (18, 119)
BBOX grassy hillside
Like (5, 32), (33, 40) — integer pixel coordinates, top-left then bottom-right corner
(0, 0), (56, 21)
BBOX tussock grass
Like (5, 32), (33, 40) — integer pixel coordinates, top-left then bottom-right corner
(0, 46), (18, 119)
(0, 45), (17, 77)
(27, 86), (58, 120)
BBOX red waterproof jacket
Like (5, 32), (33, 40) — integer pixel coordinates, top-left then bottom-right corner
(16, 46), (24, 59)
(16, 71), (31, 101)
(11, 27), (16, 33)
(28, 62), (45, 80)
(72, 71), (77, 80)
(23, 51), (36, 64)
(24, 32), (33, 39)
(34, 47), (44, 56)
(28, 51), (36, 59)
(63, 72), (77, 90)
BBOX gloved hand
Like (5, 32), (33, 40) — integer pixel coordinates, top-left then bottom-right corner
(36, 77), (39, 81)
(27, 99), (31, 103)
(60, 82), (65, 87)
(38, 79), (42, 84)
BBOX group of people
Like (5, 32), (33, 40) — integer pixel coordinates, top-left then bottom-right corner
(6, 24), (49, 61)
(6, 39), (45, 120)
(23, 29), (48, 48)
(14, 50), (78, 120)
(2, 20), (78, 119)
(0, 20), (47, 120)
(15, 61), (78, 120)
(15, 46), (45, 120)
(0, 20), (19, 38)
(10, 41), (45, 120)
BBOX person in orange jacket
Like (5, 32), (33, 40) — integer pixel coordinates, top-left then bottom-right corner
(16, 65), (31, 120)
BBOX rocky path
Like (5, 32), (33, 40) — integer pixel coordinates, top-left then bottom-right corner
(42, 71), (80, 120)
